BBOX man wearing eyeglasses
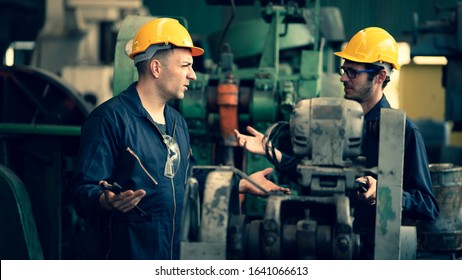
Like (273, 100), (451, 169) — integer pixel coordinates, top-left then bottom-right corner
(334, 27), (439, 258)
(235, 27), (439, 259)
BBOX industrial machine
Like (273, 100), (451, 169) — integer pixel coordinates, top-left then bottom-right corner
(0, 63), (90, 259)
(180, 97), (416, 259)
(416, 163), (462, 259)
(31, 0), (148, 106)
(184, 0), (346, 217)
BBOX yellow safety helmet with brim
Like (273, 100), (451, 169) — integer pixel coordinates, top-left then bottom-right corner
(334, 27), (400, 70)
(130, 17), (204, 64)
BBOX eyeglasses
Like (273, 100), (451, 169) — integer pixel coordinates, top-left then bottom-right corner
(338, 66), (376, 79)
(162, 135), (180, 178)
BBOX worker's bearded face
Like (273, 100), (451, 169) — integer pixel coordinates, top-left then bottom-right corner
(339, 62), (374, 103)
(343, 79), (374, 103)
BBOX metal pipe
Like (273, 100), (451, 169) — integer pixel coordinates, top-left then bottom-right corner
(0, 123), (81, 136)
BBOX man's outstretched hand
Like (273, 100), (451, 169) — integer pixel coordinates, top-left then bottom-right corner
(239, 167), (291, 196)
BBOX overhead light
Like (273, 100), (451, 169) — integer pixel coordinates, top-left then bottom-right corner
(3, 41), (35, 66)
(412, 56), (448, 65)
(4, 47), (14, 66)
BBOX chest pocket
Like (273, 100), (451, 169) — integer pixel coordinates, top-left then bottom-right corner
(114, 146), (160, 188)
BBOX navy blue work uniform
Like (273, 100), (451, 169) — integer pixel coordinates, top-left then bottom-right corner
(351, 95), (439, 258)
(71, 82), (201, 260)
(353, 95), (439, 230)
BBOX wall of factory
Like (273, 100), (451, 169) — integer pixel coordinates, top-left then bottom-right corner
(146, 0), (460, 41)
(401, 65), (445, 121)
(321, 0), (459, 41)
(400, 64), (462, 147)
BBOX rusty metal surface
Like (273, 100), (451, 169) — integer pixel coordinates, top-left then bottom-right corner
(418, 163), (462, 252)
(181, 170), (234, 260)
(260, 195), (357, 259)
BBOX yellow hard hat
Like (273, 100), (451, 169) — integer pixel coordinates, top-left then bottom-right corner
(334, 27), (400, 70)
(129, 17), (204, 62)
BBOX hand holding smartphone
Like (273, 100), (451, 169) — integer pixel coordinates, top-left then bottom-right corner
(355, 179), (369, 193)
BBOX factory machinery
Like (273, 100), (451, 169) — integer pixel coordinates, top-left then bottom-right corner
(180, 97), (417, 260)
(0, 0), (461, 260)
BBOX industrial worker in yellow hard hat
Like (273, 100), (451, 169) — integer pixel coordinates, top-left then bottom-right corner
(70, 17), (204, 260)
(334, 27), (438, 258)
(235, 27), (439, 259)
(71, 17), (285, 260)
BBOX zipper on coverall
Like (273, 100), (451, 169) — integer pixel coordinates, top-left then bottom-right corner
(152, 119), (178, 260)
(124, 119), (179, 259)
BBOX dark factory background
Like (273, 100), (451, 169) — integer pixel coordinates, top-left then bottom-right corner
(0, 0), (461, 261)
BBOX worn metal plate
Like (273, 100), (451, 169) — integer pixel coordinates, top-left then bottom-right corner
(374, 108), (406, 259)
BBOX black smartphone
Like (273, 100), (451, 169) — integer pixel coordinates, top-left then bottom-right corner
(100, 181), (148, 217)
(100, 182), (123, 194)
(355, 180), (369, 193)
